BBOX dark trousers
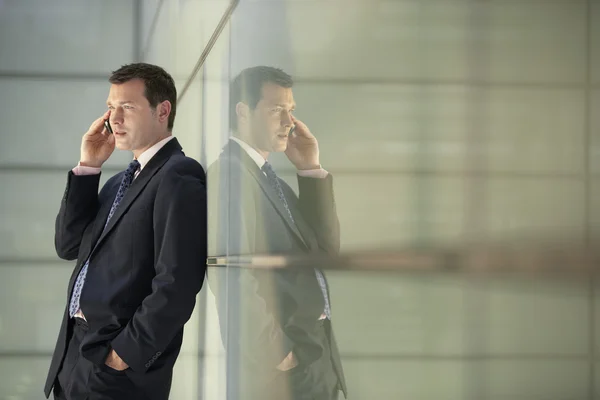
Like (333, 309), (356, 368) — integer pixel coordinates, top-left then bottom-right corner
(245, 319), (341, 400)
(284, 319), (340, 400)
(53, 318), (146, 400)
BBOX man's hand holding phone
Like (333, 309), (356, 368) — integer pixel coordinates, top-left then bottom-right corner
(79, 110), (115, 168)
(284, 115), (320, 171)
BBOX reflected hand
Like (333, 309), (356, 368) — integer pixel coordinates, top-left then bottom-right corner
(80, 110), (115, 168)
(285, 116), (320, 170)
(276, 350), (298, 371)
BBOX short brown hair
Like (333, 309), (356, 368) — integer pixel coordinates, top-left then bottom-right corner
(109, 63), (177, 131)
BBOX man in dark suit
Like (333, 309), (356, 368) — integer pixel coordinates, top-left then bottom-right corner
(208, 66), (347, 400)
(44, 63), (207, 400)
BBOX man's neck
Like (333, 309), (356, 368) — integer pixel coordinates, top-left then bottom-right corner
(256, 148), (269, 161)
(133, 133), (171, 159)
(232, 135), (269, 160)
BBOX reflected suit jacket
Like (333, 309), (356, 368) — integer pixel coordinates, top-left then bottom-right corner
(207, 139), (347, 399)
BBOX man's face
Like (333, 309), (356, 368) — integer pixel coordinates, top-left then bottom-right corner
(247, 82), (296, 154)
(107, 79), (162, 157)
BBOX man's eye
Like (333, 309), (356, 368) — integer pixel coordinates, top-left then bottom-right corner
(124, 105), (133, 109)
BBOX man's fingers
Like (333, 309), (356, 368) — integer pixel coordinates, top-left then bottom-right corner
(89, 117), (107, 133)
(89, 110), (111, 133)
(106, 131), (115, 146)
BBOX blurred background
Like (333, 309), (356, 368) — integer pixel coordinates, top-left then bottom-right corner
(1, 0), (599, 398)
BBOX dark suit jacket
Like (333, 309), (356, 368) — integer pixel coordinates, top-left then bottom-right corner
(44, 138), (207, 400)
(207, 140), (347, 399)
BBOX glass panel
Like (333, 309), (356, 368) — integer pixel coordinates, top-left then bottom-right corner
(0, 171), (127, 260)
(0, 79), (132, 168)
(328, 272), (589, 357)
(483, 178), (585, 242)
(480, 360), (588, 399)
(0, 264), (70, 352)
(479, 277), (589, 354)
(591, 90), (600, 174)
(0, 358), (53, 399)
(142, 0), (232, 80)
(139, 0), (162, 55)
(268, 84), (585, 175)
(230, 0), (585, 83)
(341, 359), (588, 400)
(593, 180), (600, 241)
(592, 1), (600, 84)
(209, 0), (594, 399)
(0, 0), (135, 74)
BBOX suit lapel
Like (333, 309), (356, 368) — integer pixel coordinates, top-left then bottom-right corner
(90, 177), (121, 251)
(225, 141), (308, 248)
(67, 176), (120, 288)
(95, 138), (183, 250)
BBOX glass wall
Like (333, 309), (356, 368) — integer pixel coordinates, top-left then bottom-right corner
(203, 1), (599, 399)
(0, 0), (599, 399)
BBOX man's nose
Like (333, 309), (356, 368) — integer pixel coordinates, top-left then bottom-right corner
(281, 111), (293, 127)
(111, 109), (124, 124)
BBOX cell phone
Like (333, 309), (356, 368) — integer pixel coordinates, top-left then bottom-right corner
(289, 124), (296, 135)
(104, 119), (113, 134)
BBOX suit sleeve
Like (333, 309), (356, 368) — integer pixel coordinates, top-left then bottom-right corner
(55, 171), (102, 260)
(207, 164), (294, 371)
(110, 164), (207, 373)
(295, 173), (340, 255)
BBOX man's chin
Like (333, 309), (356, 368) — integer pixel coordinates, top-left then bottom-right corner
(272, 142), (288, 153)
(114, 142), (130, 151)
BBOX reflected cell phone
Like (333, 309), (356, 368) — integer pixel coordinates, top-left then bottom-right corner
(104, 119), (113, 134)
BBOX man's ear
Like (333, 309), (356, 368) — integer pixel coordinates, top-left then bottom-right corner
(156, 100), (172, 125)
(236, 102), (250, 123)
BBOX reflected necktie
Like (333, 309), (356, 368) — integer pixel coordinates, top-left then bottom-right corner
(261, 161), (332, 319)
(68, 160), (141, 318)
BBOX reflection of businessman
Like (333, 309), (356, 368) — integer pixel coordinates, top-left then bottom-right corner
(208, 66), (347, 400)
(44, 63), (207, 400)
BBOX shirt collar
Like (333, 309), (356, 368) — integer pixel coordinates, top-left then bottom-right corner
(230, 137), (267, 170)
(135, 136), (176, 171)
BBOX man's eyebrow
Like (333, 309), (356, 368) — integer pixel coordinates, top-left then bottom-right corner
(273, 103), (296, 109)
(106, 100), (135, 105)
